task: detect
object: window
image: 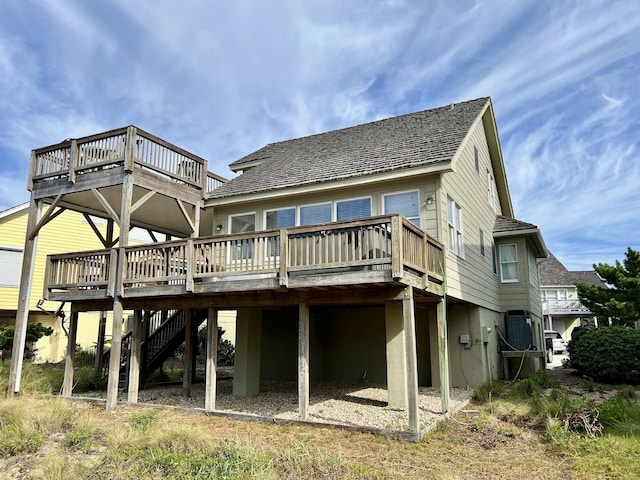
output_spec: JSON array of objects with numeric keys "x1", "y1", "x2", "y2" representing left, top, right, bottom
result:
[
  {"x1": 542, "y1": 289, "x2": 568, "y2": 301},
  {"x1": 384, "y1": 191, "x2": 420, "y2": 227},
  {"x1": 491, "y1": 243, "x2": 497, "y2": 274},
  {"x1": 479, "y1": 229, "x2": 485, "y2": 257},
  {"x1": 229, "y1": 213, "x2": 256, "y2": 259},
  {"x1": 487, "y1": 169, "x2": 497, "y2": 212},
  {"x1": 499, "y1": 244, "x2": 519, "y2": 282},
  {"x1": 265, "y1": 208, "x2": 295, "y2": 229},
  {"x1": 299, "y1": 203, "x2": 332, "y2": 226},
  {"x1": 447, "y1": 196, "x2": 464, "y2": 256},
  {"x1": 0, "y1": 246, "x2": 22, "y2": 287},
  {"x1": 474, "y1": 146, "x2": 479, "y2": 173},
  {"x1": 336, "y1": 197, "x2": 371, "y2": 221},
  {"x1": 230, "y1": 213, "x2": 255, "y2": 233}
]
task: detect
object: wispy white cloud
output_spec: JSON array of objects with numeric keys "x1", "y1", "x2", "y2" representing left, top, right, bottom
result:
[{"x1": 0, "y1": 0, "x2": 638, "y2": 268}]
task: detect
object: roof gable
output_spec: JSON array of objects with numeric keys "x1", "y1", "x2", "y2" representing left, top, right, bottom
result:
[{"x1": 210, "y1": 97, "x2": 490, "y2": 200}]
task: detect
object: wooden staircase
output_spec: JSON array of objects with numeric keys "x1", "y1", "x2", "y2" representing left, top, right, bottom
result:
[{"x1": 103, "y1": 309, "x2": 208, "y2": 390}]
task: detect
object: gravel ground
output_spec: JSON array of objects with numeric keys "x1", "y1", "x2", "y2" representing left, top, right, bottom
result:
[{"x1": 80, "y1": 370, "x2": 472, "y2": 433}]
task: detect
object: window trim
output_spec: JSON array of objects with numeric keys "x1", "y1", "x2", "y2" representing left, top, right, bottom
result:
[
  {"x1": 383, "y1": 189, "x2": 421, "y2": 226},
  {"x1": 499, "y1": 243, "x2": 519, "y2": 283},
  {"x1": 487, "y1": 169, "x2": 497, "y2": 212},
  {"x1": 447, "y1": 196, "x2": 464, "y2": 257}
]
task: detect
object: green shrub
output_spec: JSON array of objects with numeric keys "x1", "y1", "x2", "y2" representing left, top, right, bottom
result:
[{"x1": 568, "y1": 326, "x2": 640, "y2": 385}]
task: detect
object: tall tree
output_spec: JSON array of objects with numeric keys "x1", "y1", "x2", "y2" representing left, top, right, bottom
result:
[{"x1": 576, "y1": 247, "x2": 640, "y2": 327}]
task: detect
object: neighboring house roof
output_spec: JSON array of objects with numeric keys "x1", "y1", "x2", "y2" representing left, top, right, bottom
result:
[
  {"x1": 493, "y1": 215, "x2": 548, "y2": 258},
  {"x1": 210, "y1": 97, "x2": 490, "y2": 200},
  {"x1": 571, "y1": 270, "x2": 606, "y2": 287},
  {"x1": 539, "y1": 252, "x2": 606, "y2": 287},
  {"x1": 0, "y1": 202, "x2": 29, "y2": 219}
]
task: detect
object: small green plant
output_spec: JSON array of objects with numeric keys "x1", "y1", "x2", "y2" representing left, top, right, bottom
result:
[
  {"x1": 129, "y1": 410, "x2": 159, "y2": 431},
  {"x1": 63, "y1": 426, "x2": 94, "y2": 452}
]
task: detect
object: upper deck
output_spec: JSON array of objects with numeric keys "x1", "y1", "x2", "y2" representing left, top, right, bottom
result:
[{"x1": 28, "y1": 126, "x2": 226, "y2": 237}]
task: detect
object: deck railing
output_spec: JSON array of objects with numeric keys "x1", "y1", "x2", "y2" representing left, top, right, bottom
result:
[
  {"x1": 44, "y1": 249, "x2": 117, "y2": 296},
  {"x1": 28, "y1": 126, "x2": 221, "y2": 193},
  {"x1": 542, "y1": 300, "x2": 591, "y2": 316},
  {"x1": 44, "y1": 215, "x2": 445, "y2": 297}
]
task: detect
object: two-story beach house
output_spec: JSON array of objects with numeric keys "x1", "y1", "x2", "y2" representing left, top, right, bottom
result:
[
  {"x1": 7, "y1": 97, "x2": 547, "y2": 438},
  {"x1": 539, "y1": 253, "x2": 604, "y2": 340}
]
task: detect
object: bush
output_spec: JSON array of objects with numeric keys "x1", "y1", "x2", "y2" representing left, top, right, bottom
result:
[{"x1": 568, "y1": 326, "x2": 640, "y2": 385}]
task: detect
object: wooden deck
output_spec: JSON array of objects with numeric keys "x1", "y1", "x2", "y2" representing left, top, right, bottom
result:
[{"x1": 44, "y1": 215, "x2": 444, "y2": 303}]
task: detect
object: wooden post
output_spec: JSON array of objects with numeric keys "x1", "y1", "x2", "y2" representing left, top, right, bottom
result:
[
  {"x1": 205, "y1": 306, "x2": 218, "y2": 411},
  {"x1": 94, "y1": 311, "x2": 107, "y2": 372},
  {"x1": 105, "y1": 174, "x2": 134, "y2": 410},
  {"x1": 62, "y1": 311, "x2": 79, "y2": 397},
  {"x1": 106, "y1": 300, "x2": 124, "y2": 409},
  {"x1": 391, "y1": 215, "x2": 403, "y2": 279},
  {"x1": 437, "y1": 299, "x2": 450, "y2": 414},
  {"x1": 69, "y1": 139, "x2": 78, "y2": 184},
  {"x1": 7, "y1": 196, "x2": 42, "y2": 397},
  {"x1": 279, "y1": 229, "x2": 289, "y2": 287},
  {"x1": 298, "y1": 303, "x2": 310, "y2": 421},
  {"x1": 183, "y1": 309, "x2": 194, "y2": 397},
  {"x1": 402, "y1": 287, "x2": 420, "y2": 435},
  {"x1": 127, "y1": 309, "x2": 143, "y2": 403}
]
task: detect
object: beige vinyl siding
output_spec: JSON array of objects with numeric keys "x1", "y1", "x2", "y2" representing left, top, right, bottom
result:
[
  {"x1": 496, "y1": 237, "x2": 533, "y2": 311},
  {"x1": 439, "y1": 120, "x2": 502, "y2": 310}
]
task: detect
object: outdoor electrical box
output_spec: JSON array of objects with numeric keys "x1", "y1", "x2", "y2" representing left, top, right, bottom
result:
[
  {"x1": 481, "y1": 326, "x2": 491, "y2": 343},
  {"x1": 504, "y1": 310, "x2": 533, "y2": 350},
  {"x1": 459, "y1": 334, "x2": 471, "y2": 345}
]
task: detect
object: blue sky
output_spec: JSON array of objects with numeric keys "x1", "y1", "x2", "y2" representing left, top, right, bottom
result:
[{"x1": 1, "y1": 0, "x2": 638, "y2": 270}]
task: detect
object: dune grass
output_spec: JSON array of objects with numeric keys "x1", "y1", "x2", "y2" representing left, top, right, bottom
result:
[{"x1": 1, "y1": 361, "x2": 639, "y2": 479}]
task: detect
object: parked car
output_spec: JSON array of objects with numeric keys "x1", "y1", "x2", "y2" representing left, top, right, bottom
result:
[{"x1": 545, "y1": 330, "x2": 567, "y2": 354}]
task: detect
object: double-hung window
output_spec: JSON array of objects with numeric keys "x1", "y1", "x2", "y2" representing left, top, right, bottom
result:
[
  {"x1": 447, "y1": 196, "x2": 464, "y2": 257},
  {"x1": 499, "y1": 244, "x2": 519, "y2": 282},
  {"x1": 383, "y1": 191, "x2": 420, "y2": 226}
]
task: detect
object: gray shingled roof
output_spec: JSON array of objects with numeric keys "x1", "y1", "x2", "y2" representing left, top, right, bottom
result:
[
  {"x1": 209, "y1": 97, "x2": 490, "y2": 199},
  {"x1": 539, "y1": 253, "x2": 606, "y2": 287},
  {"x1": 493, "y1": 215, "x2": 538, "y2": 233}
]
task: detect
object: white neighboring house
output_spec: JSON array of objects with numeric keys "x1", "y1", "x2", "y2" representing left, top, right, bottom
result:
[{"x1": 539, "y1": 253, "x2": 606, "y2": 342}]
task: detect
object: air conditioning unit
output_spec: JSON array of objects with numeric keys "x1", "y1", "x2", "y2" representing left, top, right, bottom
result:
[{"x1": 504, "y1": 310, "x2": 533, "y2": 350}]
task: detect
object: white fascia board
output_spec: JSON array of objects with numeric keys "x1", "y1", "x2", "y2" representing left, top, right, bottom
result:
[
  {"x1": 494, "y1": 228, "x2": 548, "y2": 258},
  {"x1": 0, "y1": 202, "x2": 29, "y2": 219},
  {"x1": 206, "y1": 163, "x2": 452, "y2": 208}
]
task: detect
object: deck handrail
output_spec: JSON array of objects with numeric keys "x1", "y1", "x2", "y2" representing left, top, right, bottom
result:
[
  {"x1": 43, "y1": 215, "x2": 445, "y2": 296},
  {"x1": 28, "y1": 126, "x2": 212, "y2": 192}
]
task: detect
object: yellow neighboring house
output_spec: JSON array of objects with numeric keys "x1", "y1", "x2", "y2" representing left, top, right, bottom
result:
[{"x1": 0, "y1": 203, "x2": 115, "y2": 363}]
